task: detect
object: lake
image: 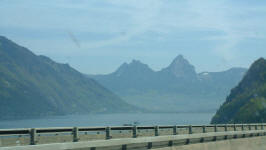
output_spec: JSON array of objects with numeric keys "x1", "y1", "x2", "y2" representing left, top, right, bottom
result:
[{"x1": 0, "y1": 113, "x2": 214, "y2": 129}]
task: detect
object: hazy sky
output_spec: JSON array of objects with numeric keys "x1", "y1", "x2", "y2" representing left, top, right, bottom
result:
[{"x1": 1, "y1": 0, "x2": 266, "y2": 74}]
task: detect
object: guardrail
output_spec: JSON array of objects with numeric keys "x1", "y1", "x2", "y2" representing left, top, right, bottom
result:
[
  {"x1": 0, "y1": 124, "x2": 265, "y2": 147},
  {"x1": 1, "y1": 129, "x2": 266, "y2": 150}
]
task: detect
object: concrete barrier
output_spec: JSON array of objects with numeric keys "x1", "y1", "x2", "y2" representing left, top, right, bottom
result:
[{"x1": 154, "y1": 136, "x2": 266, "y2": 150}]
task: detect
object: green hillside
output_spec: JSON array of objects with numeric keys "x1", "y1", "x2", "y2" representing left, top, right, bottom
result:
[
  {"x1": 0, "y1": 36, "x2": 138, "y2": 119},
  {"x1": 211, "y1": 58, "x2": 266, "y2": 123}
]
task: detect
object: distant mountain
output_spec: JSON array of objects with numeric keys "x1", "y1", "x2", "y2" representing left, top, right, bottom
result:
[
  {"x1": 198, "y1": 67, "x2": 247, "y2": 98},
  {"x1": 0, "y1": 36, "x2": 138, "y2": 119},
  {"x1": 211, "y1": 58, "x2": 266, "y2": 123},
  {"x1": 94, "y1": 60, "x2": 156, "y2": 93},
  {"x1": 113, "y1": 60, "x2": 154, "y2": 77},
  {"x1": 160, "y1": 55, "x2": 197, "y2": 80},
  {"x1": 90, "y1": 55, "x2": 247, "y2": 112}
]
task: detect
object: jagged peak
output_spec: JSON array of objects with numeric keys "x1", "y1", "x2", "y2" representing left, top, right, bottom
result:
[
  {"x1": 170, "y1": 54, "x2": 190, "y2": 66},
  {"x1": 244, "y1": 57, "x2": 266, "y2": 78},
  {"x1": 113, "y1": 60, "x2": 154, "y2": 76},
  {"x1": 165, "y1": 55, "x2": 194, "y2": 70},
  {"x1": 131, "y1": 59, "x2": 140, "y2": 63},
  {"x1": 253, "y1": 57, "x2": 266, "y2": 65},
  {"x1": 129, "y1": 59, "x2": 145, "y2": 65},
  {"x1": 119, "y1": 59, "x2": 149, "y2": 68},
  {"x1": 161, "y1": 55, "x2": 197, "y2": 79},
  {"x1": 173, "y1": 54, "x2": 185, "y2": 61}
]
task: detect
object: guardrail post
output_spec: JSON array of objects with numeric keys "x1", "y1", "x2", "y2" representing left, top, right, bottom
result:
[
  {"x1": 224, "y1": 125, "x2": 228, "y2": 139},
  {"x1": 224, "y1": 134, "x2": 228, "y2": 139},
  {"x1": 200, "y1": 137, "x2": 204, "y2": 143},
  {"x1": 213, "y1": 136, "x2": 217, "y2": 141},
  {"x1": 73, "y1": 127, "x2": 79, "y2": 142},
  {"x1": 186, "y1": 139, "x2": 190, "y2": 144},
  {"x1": 122, "y1": 144, "x2": 127, "y2": 150},
  {"x1": 133, "y1": 126, "x2": 137, "y2": 138},
  {"x1": 214, "y1": 124, "x2": 217, "y2": 132},
  {"x1": 213, "y1": 125, "x2": 217, "y2": 141},
  {"x1": 249, "y1": 124, "x2": 254, "y2": 137},
  {"x1": 233, "y1": 124, "x2": 237, "y2": 139},
  {"x1": 173, "y1": 125, "x2": 177, "y2": 135},
  {"x1": 255, "y1": 124, "x2": 260, "y2": 136},
  {"x1": 202, "y1": 125, "x2": 206, "y2": 133},
  {"x1": 148, "y1": 142, "x2": 152, "y2": 149},
  {"x1": 155, "y1": 126, "x2": 159, "y2": 136},
  {"x1": 106, "y1": 127, "x2": 111, "y2": 140},
  {"x1": 188, "y1": 125, "x2": 192, "y2": 134},
  {"x1": 248, "y1": 124, "x2": 251, "y2": 130},
  {"x1": 261, "y1": 123, "x2": 265, "y2": 136},
  {"x1": 168, "y1": 141, "x2": 173, "y2": 146},
  {"x1": 241, "y1": 124, "x2": 245, "y2": 138},
  {"x1": 224, "y1": 124, "x2": 228, "y2": 132},
  {"x1": 263, "y1": 124, "x2": 266, "y2": 136},
  {"x1": 30, "y1": 128, "x2": 36, "y2": 145}
]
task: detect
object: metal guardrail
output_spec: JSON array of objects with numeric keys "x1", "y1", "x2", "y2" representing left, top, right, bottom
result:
[
  {"x1": 1, "y1": 129, "x2": 266, "y2": 150},
  {"x1": 0, "y1": 124, "x2": 265, "y2": 146}
]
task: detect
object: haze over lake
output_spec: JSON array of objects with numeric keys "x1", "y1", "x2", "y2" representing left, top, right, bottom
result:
[
  {"x1": 0, "y1": 113, "x2": 213, "y2": 129},
  {"x1": 1, "y1": 0, "x2": 265, "y2": 130}
]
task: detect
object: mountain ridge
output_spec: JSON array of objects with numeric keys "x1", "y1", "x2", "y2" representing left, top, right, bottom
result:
[
  {"x1": 90, "y1": 56, "x2": 247, "y2": 112},
  {"x1": 0, "y1": 36, "x2": 139, "y2": 119}
]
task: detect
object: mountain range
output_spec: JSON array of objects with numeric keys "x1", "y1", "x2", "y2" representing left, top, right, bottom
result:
[
  {"x1": 0, "y1": 36, "x2": 138, "y2": 119},
  {"x1": 0, "y1": 35, "x2": 249, "y2": 119},
  {"x1": 211, "y1": 58, "x2": 266, "y2": 123},
  {"x1": 91, "y1": 55, "x2": 247, "y2": 112}
]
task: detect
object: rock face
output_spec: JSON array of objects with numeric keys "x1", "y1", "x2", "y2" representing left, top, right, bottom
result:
[
  {"x1": 114, "y1": 60, "x2": 154, "y2": 77},
  {"x1": 211, "y1": 58, "x2": 266, "y2": 123},
  {"x1": 0, "y1": 36, "x2": 138, "y2": 119},
  {"x1": 91, "y1": 55, "x2": 247, "y2": 112},
  {"x1": 160, "y1": 55, "x2": 197, "y2": 80}
]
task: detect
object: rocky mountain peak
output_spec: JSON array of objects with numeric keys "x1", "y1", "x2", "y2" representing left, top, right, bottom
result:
[
  {"x1": 162, "y1": 55, "x2": 197, "y2": 79},
  {"x1": 113, "y1": 60, "x2": 154, "y2": 77},
  {"x1": 169, "y1": 55, "x2": 191, "y2": 68}
]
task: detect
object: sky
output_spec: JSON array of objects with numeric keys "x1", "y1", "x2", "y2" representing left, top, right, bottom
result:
[{"x1": 0, "y1": 0, "x2": 266, "y2": 74}]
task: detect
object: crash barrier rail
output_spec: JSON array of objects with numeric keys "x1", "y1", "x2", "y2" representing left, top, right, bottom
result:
[{"x1": 0, "y1": 124, "x2": 265, "y2": 147}]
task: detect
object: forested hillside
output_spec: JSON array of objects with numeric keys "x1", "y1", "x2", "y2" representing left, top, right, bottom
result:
[{"x1": 211, "y1": 58, "x2": 266, "y2": 123}]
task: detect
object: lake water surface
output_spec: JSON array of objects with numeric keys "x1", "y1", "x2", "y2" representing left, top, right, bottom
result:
[{"x1": 0, "y1": 113, "x2": 214, "y2": 129}]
